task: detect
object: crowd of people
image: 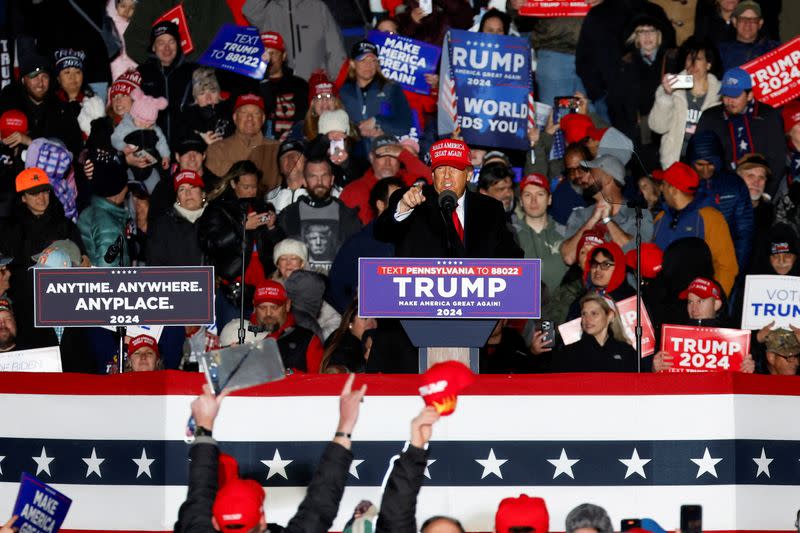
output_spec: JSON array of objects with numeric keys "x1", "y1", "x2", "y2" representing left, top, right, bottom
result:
[{"x1": 0, "y1": 0, "x2": 797, "y2": 377}]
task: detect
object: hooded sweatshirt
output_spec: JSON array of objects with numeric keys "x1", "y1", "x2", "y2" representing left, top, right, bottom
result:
[
  {"x1": 688, "y1": 131, "x2": 754, "y2": 271},
  {"x1": 567, "y1": 241, "x2": 634, "y2": 320}
]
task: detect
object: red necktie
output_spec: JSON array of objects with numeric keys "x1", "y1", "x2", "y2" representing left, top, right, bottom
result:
[{"x1": 451, "y1": 210, "x2": 464, "y2": 243}]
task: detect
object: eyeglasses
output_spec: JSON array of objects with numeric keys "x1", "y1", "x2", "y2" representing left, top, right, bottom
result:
[
  {"x1": 773, "y1": 353, "x2": 800, "y2": 361},
  {"x1": 590, "y1": 260, "x2": 615, "y2": 271}
]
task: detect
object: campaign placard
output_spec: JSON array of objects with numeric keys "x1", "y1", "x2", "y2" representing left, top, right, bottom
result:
[
  {"x1": 661, "y1": 324, "x2": 749, "y2": 373},
  {"x1": 198, "y1": 24, "x2": 267, "y2": 80},
  {"x1": 558, "y1": 317, "x2": 581, "y2": 345},
  {"x1": 741, "y1": 274, "x2": 800, "y2": 330},
  {"x1": 616, "y1": 296, "x2": 656, "y2": 357},
  {"x1": 367, "y1": 30, "x2": 441, "y2": 95},
  {"x1": 358, "y1": 258, "x2": 540, "y2": 319},
  {"x1": 519, "y1": 1, "x2": 591, "y2": 17},
  {"x1": 742, "y1": 36, "x2": 800, "y2": 108},
  {"x1": 0, "y1": 346, "x2": 62, "y2": 373},
  {"x1": 33, "y1": 266, "x2": 214, "y2": 327},
  {"x1": 12, "y1": 473, "x2": 71, "y2": 533},
  {"x1": 448, "y1": 29, "x2": 531, "y2": 150},
  {"x1": 153, "y1": 4, "x2": 194, "y2": 55}
]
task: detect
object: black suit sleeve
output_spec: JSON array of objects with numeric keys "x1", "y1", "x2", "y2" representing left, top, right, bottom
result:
[{"x1": 373, "y1": 187, "x2": 413, "y2": 244}]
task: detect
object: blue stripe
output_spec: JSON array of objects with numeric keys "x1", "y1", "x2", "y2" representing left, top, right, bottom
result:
[{"x1": 1, "y1": 439, "x2": 797, "y2": 486}]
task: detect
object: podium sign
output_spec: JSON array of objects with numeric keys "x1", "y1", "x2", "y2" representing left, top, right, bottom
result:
[
  {"x1": 33, "y1": 267, "x2": 214, "y2": 327},
  {"x1": 358, "y1": 258, "x2": 541, "y2": 319}
]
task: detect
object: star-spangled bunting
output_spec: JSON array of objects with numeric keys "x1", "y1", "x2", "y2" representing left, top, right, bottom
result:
[
  {"x1": 547, "y1": 448, "x2": 579, "y2": 479},
  {"x1": 424, "y1": 459, "x2": 437, "y2": 480},
  {"x1": 82, "y1": 447, "x2": 105, "y2": 478},
  {"x1": 619, "y1": 448, "x2": 651, "y2": 479},
  {"x1": 133, "y1": 448, "x2": 155, "y2": 479},
  {"x1": 261, "y1": 449, "x2": 293, "y2": 480},
  {"x1": 32, "y1": 447, "x2": 54, "y2": 477},
  {"x1": 691, "y1": 447, "x2": 722, "y2": 479},
  {"x1": 475, "y1": 448, "x2": 507, "y2": 479},
  {"x1": 0, "y1": 455, "x2": 4, "y2": 475},
  {"x1": 752, "y1": 447, "x2": 773, "y2": 478},
  {"x1": 349, "y1": 459, "x2": 364, "y2": 479}
]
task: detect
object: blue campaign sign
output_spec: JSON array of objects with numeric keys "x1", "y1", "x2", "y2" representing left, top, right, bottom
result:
[
  {"x1": 367, "y1": 30, "x2": 441, "y2": 95},
  {"x1": 198, "y1": 24, "x2": 267, "y2": 80},
  {"x1": 358, "y1": 258, "x2": 541, "y2": 319},
  {"x1": 449, "y1": 29, "x2": 531, "y2": 150},
  {"x1": 12, "y1": 473, "x2": 72, "y2": 533}
]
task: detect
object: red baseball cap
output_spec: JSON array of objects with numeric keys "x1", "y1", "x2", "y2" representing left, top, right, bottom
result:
[
  {"x1": 520, "y1": 173, "x2": 550, "y2": 193},
  {"x1": 308, "y1": 70, "x2": 336, "y2": 103},
  {"x1": 495, "y1": 495, "x2": 549, "y2": 533},
  {"x1": 260, "y1": 31, "x2": 285, "y2": 52},
  {"x1": 679, "y1": 277, "x2": 722, "y2": 301},
  {"x1": 429, "y1": 139, "x2": 471, "y2": 171},
  {"x1": 0, "y1": 110, "x2": 28, "y2": 138},
  {"x1": 234, "y1": 93, "x2": 265, "y2": 112},
  {"x1": 559, "y1": 114, "x2": 603, "y2": 145},
  {"x1": 212, "y1": 479, "x2": 265, "y2": 532},
  {"x1": 128, "y1": 334, "x2": 160, "y2": 358},
  {"x1": 575, "y1": 229, "x2": 605, "y2": 264},
  {"x1": 625, "y1": 242, "x2": 663, "y2": 279},
  {"x1": 253, "y1": 280, "x2": 288, "y2": 306},
  {"x1": 652, "y1": 162, "x2": 699, "y2": 194},
  {"x1": 782, "y1": 100, "x2": 800, "y2": 134},
  {"x1": 418, "y1": 360, "x2": 475, "y2": 416},
  {"x1": 173, "y1": 170, "x2": 204, "y2": 192}
]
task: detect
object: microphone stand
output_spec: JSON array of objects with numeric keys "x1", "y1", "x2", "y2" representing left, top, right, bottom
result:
[
  {"x1": 237, "y1": 211, "x2": 248, "y2": 346},
  {"x1": 628, "y1": 198, "x2": 644, "y2": 371}
]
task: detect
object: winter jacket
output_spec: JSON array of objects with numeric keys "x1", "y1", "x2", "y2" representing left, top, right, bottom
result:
[
  {"x1": 175, "y1": 438, "x2": 353, "y2": 533},
  {"x1": 529, "y1": 17, "x2": 583, "y2": 54},
  {"x1": 687, "y1": 131, "x2": 754, "y2": 270},
  {"x1": 327, "y1": 221, "x2": 395, "y2": 313},
  {"x1": 3, "y1": 195, "x2": 86, "y2": 265},
  {"x1": 259, "y1": 66, "x2": 310, "y2": 139},
  {"x1": 375, "y1": 444, "x2": 428, "y2": 533},
  {"x1": 339, "y1": 151, "x2": 431, "y2": 225},
  {"x1": 550, "y1": 332, "x2": 637, "y2": 373},
  {"x1": 693, "y1": 4, "x2": 736, "y2": 46},
  {"x1": 277, "y1": 196, "x2": 362, "y2": 259},
  {"x1": 339, "y1": 78, "x2": 414, "y2": 143},
  {"x1": 0, "y1": 84, "x2": 83, "y2": 158},
  {"x1": 111, "y1": 113, "x2": 171, "y2": 160},
  {"x1": 695, "y1": 102, "x2": 785, "y2": 196},
  {"x1": 395, "y1": 0, "x2": 474, "y2": 46},
  {"x1": 205, "y1": 133, "x2": 282, "y2": 192},
  {"x1": 566, "y1": 241, "x2": 635, "y2": 320},
  {"x1": 179, "y1": 100, "x2": 235, "y2": 144},
  {"x1": 653, "y1": 197, "x2": 738, "y2": 295},
  {"x1": 648, "y1": 71, "x2": 721, "y2": 167},
  {"x1": 197, "y1": 191, "x2": 282, "y2": 281},
  {"x1": 515, "y1": 216, "x2": 567, "y2": 297},
  {"x1": 125, "y1": 1, "x2": 234, "y2": 64},
  {"x1": 138, "y1": 54, "x2": 196, "y2": 144},
  {"x1": 146, "y1": 206, "x2": 206, "y2": 266},
  {"x1": 77, "y1": 196, "x2": 130, "y2": 267},
  {"x1": 576, "y1": 0, "x2": 673, "y2": 102},
  {"x1": 243, "y1": 0, "x2": 347, "y2": 79},
  {"x1": 718, "y1": 37, "x2": 780, "y2": 71}
]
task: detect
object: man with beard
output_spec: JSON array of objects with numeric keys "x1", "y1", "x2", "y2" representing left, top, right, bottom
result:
[
  {"x1": 0, "y1": 298, "x2": 18, "y2": 353},
  {"x1": 219, "y1": 280, "x2": 323, "y2": 372},
  {"x1": 0, "y1": 52, "x2": 82, "y2": 157},
  {"x1": 278, "y1": 156, "x2": 361, "y2": 274},
  {"x1": 477, "y1": 160, "x2": 516, "y2": 224},
  {"x1": 560, "y1": 154, "x2": 653, "y2": 264}
]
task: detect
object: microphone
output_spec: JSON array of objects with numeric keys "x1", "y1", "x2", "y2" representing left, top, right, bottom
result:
[{"x1": 438, "y1": 190, "x2": 457, "y2": 213}]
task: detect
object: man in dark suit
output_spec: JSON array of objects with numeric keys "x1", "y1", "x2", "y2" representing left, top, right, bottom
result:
[{"x1": 375, "y1": 139, "x2": 523, "y2": 258}]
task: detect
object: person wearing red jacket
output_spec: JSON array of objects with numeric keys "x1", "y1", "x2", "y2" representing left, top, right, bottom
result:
[{"x1": 339, "y1": 135, "x2": 431, "y2": 224}]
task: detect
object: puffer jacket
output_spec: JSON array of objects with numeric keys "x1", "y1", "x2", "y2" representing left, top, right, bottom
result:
[
  {"x1": 196, "y1": 190, "x2": 283, "y2": 281},
  {"x1": 146, "y1": 206, "x2": 206, "y2": 266},
  {"x1": 528, "y1": 17, "x2": 583, "y2": 53},
  {"x1": 77, "y1": 196, "x2": 130, "y2": 267},
  {"x1": 648, "y1": 70, "x2": 720, "y2": 167},
  {"x1": 339, "y1": 78, "x2": 413, "y2": 142},
  {"x1": 687, "y1": 131, "x2": 754, "y2": 271}
]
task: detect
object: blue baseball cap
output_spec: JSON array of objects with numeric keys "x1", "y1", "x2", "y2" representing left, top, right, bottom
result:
[{"x1": 720, "y1": 67, "x2": 753, "y2": 97}]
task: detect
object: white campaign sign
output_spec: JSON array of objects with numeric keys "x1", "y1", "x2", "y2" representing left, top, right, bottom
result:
[
  {"x1": 741, "y1": 275, "x2": 800, "y2": 330},
  {"x1": 0, "y1": 346, "x2": 62, "y2": 372}
]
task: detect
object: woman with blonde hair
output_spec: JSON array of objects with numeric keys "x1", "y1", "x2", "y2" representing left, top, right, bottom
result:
[{"x1": 550, "y1": 293, "x2": 637, "y2": 373}]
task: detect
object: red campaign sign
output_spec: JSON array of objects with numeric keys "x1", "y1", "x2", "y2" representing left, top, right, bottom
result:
[
  {"x1": 153, "y1": 5, "x2": 194, "y2": 56},
  {"x1": 741, "y1": 36, "x2": 800, "y2": 108},
  {"x1": 616, "y1": 296, "x2": 656, "y2": 357},
  {"x1": 661, "y1": 325, "x2": 750, "y2": 373},
  {"x1": 519, "y1": 1, "x2": 591, "y2": 17}
]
